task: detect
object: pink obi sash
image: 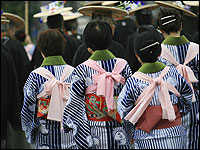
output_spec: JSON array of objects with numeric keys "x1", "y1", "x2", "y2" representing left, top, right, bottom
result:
[
  {"x1": 161, "y1": 42, "x2": 199, "y2": 102},
  {"x1": 124, "y1": 66, "x2": 181, "y2": 130},
  {"x1": 83, "y1": 58, "x2": 127, "y2": 111},
  {"x1": 32, "y1": 65, "x2": 74, "y2": 129}
]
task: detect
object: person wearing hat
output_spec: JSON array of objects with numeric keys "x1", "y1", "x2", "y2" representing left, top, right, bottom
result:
[
  {"x1": 63, "y1": 20, "x2": 132, "y2": 149},
  {"x1": 155, "y1": 1, "x2": 197, "y2": 42},
  {"x1": 62, "y1": 11, "x2": 83, "y2": 41},
  {"x1": 1, "y1": 12, "x2": 31, "y2": 149},
  {"x1": 72, "y1": 5, "x2": 128, "y2": 67},
  {"x1": 102, "y1": 1, "x2": 138, "y2": 50},
  {"x1": 21, "y1": 29, "x2": 76, "y2": 149},
  {"x1": 157, "y1": 7, "x2": 199, "y2": 149},
  {"x1": 126, "y1": 2, "x2": 163, "y2": 74},
  {"x1": 1, "y1": 16, "x2": 22, "y2": 149},
  {"x1": 117, "y1": 25, "x2": 193, "y2": 149},
  {"x1": 182, "y1": 1, "x2": 199, "y2": 44},
  {"x1": 28, "y1": 1, "x2": 82, "y2": 76}
]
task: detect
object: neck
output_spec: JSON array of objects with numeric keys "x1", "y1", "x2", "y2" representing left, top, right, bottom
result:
[{"x1": 163, "y1": 30, "x2": 181, "y2": 38}]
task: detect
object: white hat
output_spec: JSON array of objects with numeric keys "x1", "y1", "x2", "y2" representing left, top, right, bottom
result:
[
  {"x1": 155, "y1": 1, "x2": 197, "y2": 17},
  {"x1": 1, "y1": 12, "x2": 24, "y2": 30},
  {"x1": 62, "y1": 11, "x2": 83, "y2": 21},
  {"x1": 129, "y1": 4, "x2": 160, "y2": 15},
  {"x1": 78, "y1": 6, "x2": 128, "y2": 18},
  {"x1": 183, "y1": 1, "x2": 199, "y2": 6},
  {"x1": 33, "y1": 1, "x2": 72, "y2": 18}
]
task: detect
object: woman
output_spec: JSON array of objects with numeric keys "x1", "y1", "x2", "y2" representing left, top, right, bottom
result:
[
  {"x1": 117, "y1": 25, "x2": 193, "y2": 149},
  {"x1": 63, "y1": 20, "x2": 133, "y2": 149},
  {"x1": 157, "y1": 8, "x2": 199, "y2": 149},
  {"x1": 21, "y1": 29, "x2": 75, "y2": 149}
]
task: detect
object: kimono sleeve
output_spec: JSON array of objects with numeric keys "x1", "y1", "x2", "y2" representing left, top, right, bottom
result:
[
  {"x1": 63, "y1": 65, "x2": 91, "y2": 149},
  {"x1": 20, "y1": 72, "x2": 40, "y2": 144}
]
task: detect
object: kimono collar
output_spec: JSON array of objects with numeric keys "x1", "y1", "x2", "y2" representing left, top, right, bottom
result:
[
  {"x1": 138, "y1": 61, "x2": 166, "y2": 73},
  {"x1": 89, "y1": 49, "x2": 116, "y2": 61},
  {"x1": 162, "y1": 35, "x2": 189, "y2": 45},
  {"x1": 41, "y1": 56, "x2": 66, "y2": 66}
]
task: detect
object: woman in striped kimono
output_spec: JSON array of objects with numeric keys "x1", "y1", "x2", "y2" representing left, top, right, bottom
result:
[
  {"x1": 117, "y1": 25, "x2": 193, "y2": 149},
  {"x1": 63, "y1": 20, "x2": 133, "y2": 149},
  {"x1": 157, "y1": 8, "x2": 199, "y2": 149},
  {"x1": 21, "y1": 29, "x2": 75, "y2": 149}
]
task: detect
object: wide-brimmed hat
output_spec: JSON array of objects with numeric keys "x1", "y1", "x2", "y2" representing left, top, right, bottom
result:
[
  {"x1": 155, "y1": 1, "x2": 197, "y2": 17},
  {"x1": 78, "y1": 6, "x2": 128, "y2": 18},
  {"x1": 1, "y1": 12, "x2": 24, "y2": 30},
  {"x1": 83, "y1": 1, "x2": 103, "y2": 6},
  {"x1": 62, "y1": 11, "x2": 83, "y2": 21},
  {"x1": 33, "y1": 1, "x2": 72, "y2": 18},
  {"x1": 183, "y1": 1, "x2": 199, "y2": 6},
  {"x1": 129, "y1": 4, "x2": 160, "y2": 15}
]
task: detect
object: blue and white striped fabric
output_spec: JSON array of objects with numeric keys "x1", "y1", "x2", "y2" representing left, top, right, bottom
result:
[
  {"x1": 117, "y1": 66, "x2": 193, "y2": 149},
  {"x1": 21, "y1": 65, "x2": 76, "y2": 149},
  {"x1": 158, "y1": 42, "x2": 199, "y2": 149},
  {"x1": 63, "y1": 58, "x2": 133, "y2": 149}
]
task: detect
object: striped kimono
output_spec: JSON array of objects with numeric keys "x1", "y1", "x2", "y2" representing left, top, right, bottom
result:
[
  {"x1": 158, "y1": 36, "x2": 199, "y2": 149},
  {"x1": 21, "y1": 56, "x2": 76, "y2": 149},
  {"x1": 117, "y1": 62, "x2": 193, "y2": 149},
  {"x1": 63, "y1": 50, "x2": 133, "y2": 149}
]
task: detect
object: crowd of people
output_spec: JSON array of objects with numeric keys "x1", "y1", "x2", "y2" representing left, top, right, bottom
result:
[{"x1": 1, "y1": 1, "x2": 199, "y2": 149}]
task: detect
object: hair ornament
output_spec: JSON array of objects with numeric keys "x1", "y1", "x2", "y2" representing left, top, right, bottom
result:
[
  {"x1": 140, "y1": 42, "x2": 159, "y2": 51},
  {"x1": 160, "y1": 15, "x2": 175, "y2": 20}
]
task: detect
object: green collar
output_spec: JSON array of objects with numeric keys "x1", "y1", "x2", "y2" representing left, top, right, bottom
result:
[
  {"x1": 138, "y1": 61, "x2": 166, "y2": 73},
  {"x1": 162, "y1": 35, "x2": 189, "y2": 45},
  {"x1": 89, "y1": 49, "x2": 116, "y2": 61},
  {"x1": 41, "y1": 56, "x2": 66, "y2": 66}
]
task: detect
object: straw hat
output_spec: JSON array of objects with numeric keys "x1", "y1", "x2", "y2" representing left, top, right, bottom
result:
[
  {"x1": 33, "y1": 1, "x2": 72, "y2": 18},
  {"x1": 78, "y1": 6, "x2": 128, "y2": 18},
  {"x1": 1, "y1": 12, "x2": 24, "y2": 30},
  {"x1": 155, "y1": 1, "x2": 197, "y2": 17},
  {"x1": 101, "y1": 1, "x2": 120, "y2": 6},
  {"x1": 183, "y1": 1, "x2": 199, "y2": 6},
  {"x1": 83, "y1": 1, "x2": 103, "y2": 6},
  {"x1": 62, "y1": 11, "x2": 83, "y2": 21},
  {"x1": 129, "y1": 4, "x2": 160, "y2": 15}
]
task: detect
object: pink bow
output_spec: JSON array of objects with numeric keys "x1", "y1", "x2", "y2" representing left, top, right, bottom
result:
[
  {"x1": 161, "y1": 43, "x2": 198, "y2": 102},
  {"x1": 124, "y1": 66, "x2": 181, "y2": 125},
  {"x1": 83, "y1": 59, "x2": 127, "y2": 111},
  {"x1": 33, "y1": 65, "x2": 74, "y2": 129}
]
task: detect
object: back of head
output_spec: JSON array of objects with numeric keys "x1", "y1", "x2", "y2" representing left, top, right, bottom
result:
[
  {"x1": 46, "y1": 14, "x2": 63, "y2": 29},
  {"x1": 83, "y1": 20, "x2": 113, "y2": 51},
  {"x1": 157, "y1": 8, "x2": 182, "y2": 34},
  {"x1": 37, "y1": 29, "x2": 66, "y2": 57},
  {"x1": 15, "y1": 29, "x2": 26, "y2": 42},
  {"x1": 64, "y1": 19, "x2": 78, "y2": 31},
  {"x1": 134, "y1": 25, "x2": 162, "y2": 63},
  {"x1": 135, "y1": 9, "x2": 153, "y2": 25}
]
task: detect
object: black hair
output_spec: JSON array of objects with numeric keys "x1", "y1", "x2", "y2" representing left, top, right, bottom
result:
[
  {"x1": 134, "y1": 25, "x2": 162, "y2": 63},
  {"x1": 15, "y1": 29, "x2": 26, "y2": 42},
  {"x1": 64, "y1": 19, "x2": 78, "y2": 31},
  {"x1": 83, "y1": 20, "x2": 113, "y2": 51},
  {"x1": 37, "y1": 29, "x2": 66, "y2": 57},
  {"x1": 46, "y1": 14, "x2": 63, "y2": 29},
  {"x1": 135, "y1": 9, "x2": 153, "y2": 25},
  {"x1": 157, "y1": 8, "x2": 183, "y2": 34}
]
